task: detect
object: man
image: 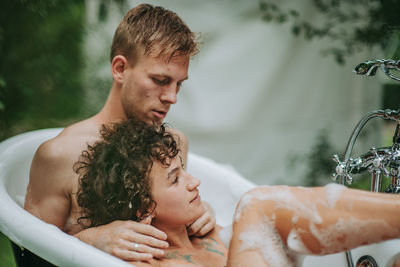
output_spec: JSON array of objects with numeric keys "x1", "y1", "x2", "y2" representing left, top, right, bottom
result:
[{"x1": 24, "y1": 4, "x2": 216, "y2": 262}]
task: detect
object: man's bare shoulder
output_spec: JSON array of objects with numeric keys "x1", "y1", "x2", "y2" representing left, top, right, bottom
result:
[
  {"x1": 166, "y1": 126, "x2": 187, "y2": 142},
  {"x1": 40, "y1": 119, "x2": 100, "y2": 157},
  {"x1": 31, "y1": 118, "x2": 102, "y2": 179},
  {"x1": 59, "y1": 118, "x2": 101, "y2": 141}
]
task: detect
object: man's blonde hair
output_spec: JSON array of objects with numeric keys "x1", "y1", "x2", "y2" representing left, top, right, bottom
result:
[{"x1": 110, "y1": 4, "x2": 199, "y2": 63}]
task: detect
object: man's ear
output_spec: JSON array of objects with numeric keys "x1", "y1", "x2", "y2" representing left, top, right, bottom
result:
[{"x1": 111, "y1": 55, "x2": 129, "y2": 83}]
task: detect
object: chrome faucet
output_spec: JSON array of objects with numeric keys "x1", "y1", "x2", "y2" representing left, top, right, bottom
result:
[
  {"x1": 330, "y1": 59, "x2": 400, "y2": 267},
  {"x1": 331, "y1": 109, "x2": 400, "y2": 193}
]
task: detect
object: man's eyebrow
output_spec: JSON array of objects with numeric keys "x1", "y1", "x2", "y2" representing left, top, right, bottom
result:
[
  {"x1": 151, "y1": 74, "x2": 188, "y2": 81},
  {"x1": 167, "y1": 166, "x2": 180, "y2": 179},
  {"x1": 151, "y1": 73, "x2": 169, "y2": 78}
]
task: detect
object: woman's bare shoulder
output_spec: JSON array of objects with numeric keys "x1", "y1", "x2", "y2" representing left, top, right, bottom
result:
[
  {"x1": 207, "y1": 224, "x2": 225, "y2": 239},
  {"x1": 194, "y1": 224, "x2": 228, "y2": 250}
]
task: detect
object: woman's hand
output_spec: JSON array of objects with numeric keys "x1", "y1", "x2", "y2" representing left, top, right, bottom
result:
[{"x1": 186, "y1": 201, "x2": 216, "y2": 236}]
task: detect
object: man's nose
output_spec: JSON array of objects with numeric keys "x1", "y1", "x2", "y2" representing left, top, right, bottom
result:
[{"x1": 160, "y1": 85, "x2": 177, "y2": 104}]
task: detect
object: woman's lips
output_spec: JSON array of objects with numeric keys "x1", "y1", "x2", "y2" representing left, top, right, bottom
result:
[{"x1": 190, "y1": 194, "x2": 200, "y2": 203}]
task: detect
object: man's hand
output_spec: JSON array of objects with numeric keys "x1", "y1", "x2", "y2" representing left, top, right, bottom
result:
[
  {"x1": 186, "y1": 201, "x2": 216, "y2": 236},
  {"x1": 74, "y1": 220, "x2": 168, "y2": 261}
]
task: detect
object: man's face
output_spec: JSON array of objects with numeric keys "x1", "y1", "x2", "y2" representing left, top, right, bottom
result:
[
  {"x1": 149, "y1": 156, "x2": 205, "y2": 226},
  {"x1": 120, "y1": 53, "x2": 189, "y2": 124}
]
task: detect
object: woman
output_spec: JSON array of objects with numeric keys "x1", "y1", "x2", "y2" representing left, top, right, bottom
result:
[{"x1": 74, "y1": 119, "x2": 400, "y2": 267}]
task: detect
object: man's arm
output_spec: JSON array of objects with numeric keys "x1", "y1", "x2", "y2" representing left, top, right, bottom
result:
[
  {"x1": 25, "y1": 141, "x2": 73, "y2": 229},
  {"x1": 74, "y1": 220, "x2": 168, "y2": 261},
  {"x1": 25, "y1": 139, "x2": 168, "y2": 261}
]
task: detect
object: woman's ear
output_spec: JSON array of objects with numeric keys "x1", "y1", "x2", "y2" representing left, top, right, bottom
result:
[{"x1": 111, "y1": 55, "x2": 129, "y2": 84}]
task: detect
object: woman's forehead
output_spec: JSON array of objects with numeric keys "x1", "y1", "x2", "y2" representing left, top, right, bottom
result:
[{"x1": 150, "y1": 156, "x2": 181, "y2": 178}]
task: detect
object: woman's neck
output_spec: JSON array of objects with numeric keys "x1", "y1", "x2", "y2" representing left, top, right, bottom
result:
[{"x1": 152, "y1": 221, "x2": 193, "y2": 249}]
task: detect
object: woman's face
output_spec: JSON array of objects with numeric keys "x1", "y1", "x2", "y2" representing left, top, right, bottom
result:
[{"x1": 149, "y1": 156, "x2": 205, "y2": 226}]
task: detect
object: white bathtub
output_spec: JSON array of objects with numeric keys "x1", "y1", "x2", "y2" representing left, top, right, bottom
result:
[{"x1": 0, "y1": 129, "x2": 398, "y2": 266}]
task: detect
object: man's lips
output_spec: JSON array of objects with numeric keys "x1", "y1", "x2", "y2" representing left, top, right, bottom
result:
[{"x1": 152, "y1": 110, "x2": 167, "y2": 119}]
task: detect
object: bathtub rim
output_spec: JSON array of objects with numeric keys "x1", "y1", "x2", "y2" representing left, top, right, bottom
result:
[{"x1": 0, "y1": 128, "x2": 134, "y2": 267}]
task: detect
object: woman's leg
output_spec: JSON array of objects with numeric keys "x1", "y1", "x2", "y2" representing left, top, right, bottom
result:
[{"x1": 227, "y1": 184, "x2": 400, "y2": 267}]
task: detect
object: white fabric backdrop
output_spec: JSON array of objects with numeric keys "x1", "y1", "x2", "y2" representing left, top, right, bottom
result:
[{"x1": 85, "y1": 0, "x2": 383, "y2": 185}]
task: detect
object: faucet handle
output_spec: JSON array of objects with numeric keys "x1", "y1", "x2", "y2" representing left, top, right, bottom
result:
[
  {"x1": 370, "y1": 147, "x2": 378, "y2": 157},
  {"x1": 368, "y1": 147, "x2": 390, "y2": 177},
  {"x1": 331, "y1": 154, "x2": 353, "y2": 184}
]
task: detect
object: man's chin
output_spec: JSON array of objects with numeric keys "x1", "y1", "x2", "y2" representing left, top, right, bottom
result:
[
  {"x1": 150, "y1": 118, "x2": 163, "y2": 125},
  {"x1": 127, "y1": 114, "x2": 163, "y2": 125},
  {"x1": 146, "y1": 112, "x2": 165, "y2": 125}
]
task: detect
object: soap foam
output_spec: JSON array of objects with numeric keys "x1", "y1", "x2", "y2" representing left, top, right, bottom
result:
[
  {"x1": 287, "y1": 229, "x2": 311, "y2": 255},
  {"x1": 234, "y1": 186, "x2": 323, "y2": 224},
  {"x1": 238, "y1": 215, "x2": 298, "y2": 267},
  {"x1": 324, "y1": 183, "x2": 346, "y2": 209},
  {"x1": 309, "y1": 217, "x2": 397, "y2": 254}
]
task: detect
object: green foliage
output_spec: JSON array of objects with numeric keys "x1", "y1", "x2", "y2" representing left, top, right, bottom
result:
[
  {"x1": 0, "y1": 233, "x2": 16, "y2": 267},
  {"x1": 259, "y1": 0, "x2": 400, "y2": 64},
  {"x1": 288, "y1": 129, "x2": 340, "y2": 186},
  {"x1": 0, "y1": 0, "x2": 86, "y2": 140},
  {"x1": 382, "y1": 84, "x2": 400, "y2": 110}
]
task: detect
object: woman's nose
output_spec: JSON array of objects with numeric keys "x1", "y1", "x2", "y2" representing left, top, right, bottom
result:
[{"x1": 187, "y1": 174, "x2": 200, "y2": 191}]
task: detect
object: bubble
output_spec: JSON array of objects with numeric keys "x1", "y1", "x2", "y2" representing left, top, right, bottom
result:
[
  {"x1": 287, "y1": 229, "x2": 311, "y2": 254},
  {"x1": 238, "y1": 215, "x2": 297, "y2": 267},
  {"x1": 324, "y1": 183, "x2": 346, "y2": 209}
]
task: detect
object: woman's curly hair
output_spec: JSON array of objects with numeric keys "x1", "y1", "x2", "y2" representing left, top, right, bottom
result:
[{"x1": 74, "y1": 118, "x2": 179, "y2": 228}]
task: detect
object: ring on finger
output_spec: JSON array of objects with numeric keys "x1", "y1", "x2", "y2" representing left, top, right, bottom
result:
[{"x1": 133, "y1": 242, "x2": 140, "y2": 251}]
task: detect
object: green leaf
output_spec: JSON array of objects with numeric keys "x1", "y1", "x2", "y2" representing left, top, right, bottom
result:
[{"x1": 0, "y1": 78, "x2": 6, "y2": 88}]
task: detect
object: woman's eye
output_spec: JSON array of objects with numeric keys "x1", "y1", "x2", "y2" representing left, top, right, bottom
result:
[{"x1": 172, "y1": 176, "x2": 179, "y2": 184}]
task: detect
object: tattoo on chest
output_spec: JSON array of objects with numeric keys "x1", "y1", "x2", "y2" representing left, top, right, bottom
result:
[
  {"x1": 199, "y1": 237, "x2": 225, "y2": 256},
  {"x1": 165, "y1": 237, "x2": 225, "y2": 264},
  {"x1": 165, "y1": 251, "x2": 195, "y2": 263}
]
